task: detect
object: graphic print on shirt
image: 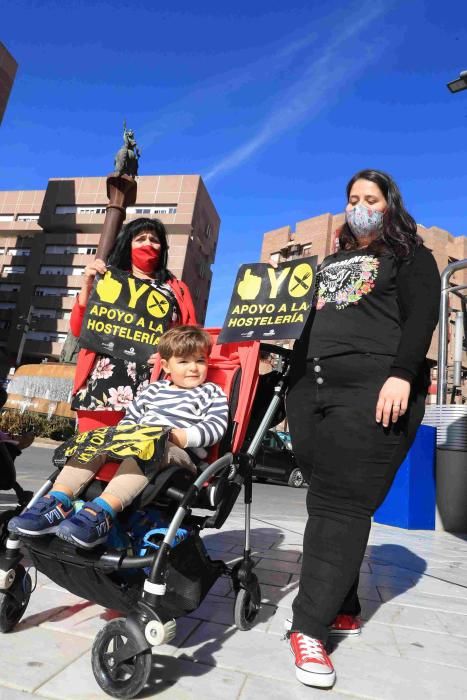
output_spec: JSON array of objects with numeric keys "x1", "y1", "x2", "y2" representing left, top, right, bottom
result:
[{"x1": 316, "y1": 255, "x2": 380, "y2": 310}]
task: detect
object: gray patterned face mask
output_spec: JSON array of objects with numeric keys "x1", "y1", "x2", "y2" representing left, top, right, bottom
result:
[{"x1": 345, "y1": 203, "x2": 384, "y2": 239}]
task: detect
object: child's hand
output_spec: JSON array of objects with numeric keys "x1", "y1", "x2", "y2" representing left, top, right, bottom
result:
[{"x1": 169, "y1": 428, "x2": 187, "y2": 448}]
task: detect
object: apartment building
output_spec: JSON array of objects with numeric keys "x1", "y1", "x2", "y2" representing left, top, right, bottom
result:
[
  {"x1": 0, "y1": 42, "x2": 17, "y2": 125},
  {"x1": 0, "y1": 175, "x2": 220, "y2": 367}
]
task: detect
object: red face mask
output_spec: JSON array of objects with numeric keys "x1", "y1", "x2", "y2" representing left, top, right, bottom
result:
[{"x1": 131, "y1": 245, "x2": 161, "y2": 274}]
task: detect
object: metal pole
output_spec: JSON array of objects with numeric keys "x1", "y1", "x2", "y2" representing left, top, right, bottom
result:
[
  {"x1": 453, "y1": 311, "x2": 464, "y2": 388},
  {"x1": 437, "y1": 259, "x2": 467, "y2": 404},
  {"x1": 15, "y1": 305, "x2": 34, "y2": 367}
]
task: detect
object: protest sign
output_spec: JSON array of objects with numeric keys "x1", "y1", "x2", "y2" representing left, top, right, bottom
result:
[
  {"x1": 79, "y1": 267, "x2": 173, "y2": 362},
  {"x1": 53, "y1": 424, "x2": 169, "y2": 471},
  {"x1": 218, "y1": 256, "x2": 317, "y2": 343}
]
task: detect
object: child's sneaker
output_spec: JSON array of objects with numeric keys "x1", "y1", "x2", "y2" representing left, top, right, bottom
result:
[
  {"x1": 329, "y1": 614, "x2": 361, "y2": 636},
  {"x1": 56, "y1": 502, "x2": 113, "y2": 549},
  {"x1": 8, "y1": 494, "x2": 73, "y2": 536},
  {"x1": 289, "y1": 631, "x2": 336, "y2": 688}
]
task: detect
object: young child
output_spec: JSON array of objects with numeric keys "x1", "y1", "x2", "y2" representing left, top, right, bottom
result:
[{"x1": 9, "y1": 326, "x2": 229, "y2": 549}]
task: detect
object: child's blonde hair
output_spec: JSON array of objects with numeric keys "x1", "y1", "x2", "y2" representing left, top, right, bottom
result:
[{"x1": 157, "y1": 325, "x2": 212, "y2": 360}]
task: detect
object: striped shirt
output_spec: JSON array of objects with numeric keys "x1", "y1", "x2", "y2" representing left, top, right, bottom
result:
[{"x1": 120, "y1": 380, "x2": 229, "y2": 448}]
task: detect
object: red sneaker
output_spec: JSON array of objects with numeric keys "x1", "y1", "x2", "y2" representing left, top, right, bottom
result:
[
  {"x1": 329, "y1": 614, "x2": 361, "y2": 636},
  {"x1": 289, "y1": 632, "x2": 336, "y2": 688}
]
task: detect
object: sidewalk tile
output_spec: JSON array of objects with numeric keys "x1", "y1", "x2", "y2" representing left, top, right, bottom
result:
[
  {"x1": 0, "y1": 627, "x2": 90, "y2": 692},
  {"x1": 331, "y1": 621, "x2": 400, "y2": 659},
  {"x1": 187, "y1": 592, "x2": 277, "y2": 632},
  {"x1": 255, "y1": 558, "x2": 302, "y2": 575},
  {"x1": 255, "y1": 568, "x2": 290, "y2": 586},
  {"x1": 177, "y1": 621, "x2": 294, "y2": 681},
  {"x1": 378, "y1": 586, "x2": 467, "y2": 614},
  {"x1": 37, "y1": 651, "x2": 246, "y2": 700},
  {"x1": 362, "y1": 599, "x2": 467, "y2": 637},
  {"x1": 239, "y1": 674, "x2": 360, "y2": 699},
  {"x1": 392, "y1": 625, "x2": 467, "y2": 670},
  {"x1": 331, "y1": 645, "x2": 467, "y2": 699},
  {"x1": 231, "y1": 545, "x2": 302, "y2": 563},
  {"x1": 259, "y1": 582, "x2": 298, "y2": 608},
  {"x1": 0, "y1": 690, "x2": 32, "y2": 700}
]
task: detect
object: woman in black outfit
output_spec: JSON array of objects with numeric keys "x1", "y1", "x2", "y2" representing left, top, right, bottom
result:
[{"x1": 286, "y1": 170, "x2": 441, "y2": 689}]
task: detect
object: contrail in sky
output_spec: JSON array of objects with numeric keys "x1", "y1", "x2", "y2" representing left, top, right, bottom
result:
[{"x1": 205, "y1": 1, "x2": 388, "y2": 182}]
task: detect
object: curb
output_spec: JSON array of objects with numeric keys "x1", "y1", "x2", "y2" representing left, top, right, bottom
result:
[{"x1": 31, "y1": 438, "x2": 61, "y2": 449}]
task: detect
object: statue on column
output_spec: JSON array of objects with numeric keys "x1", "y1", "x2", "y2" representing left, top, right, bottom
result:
[
  {"x1": 60, "y1": 123, "x2": 138, "y2": 364},
  {"x1": 113, "y1": 121, "x2": 141, "y2": 178}
]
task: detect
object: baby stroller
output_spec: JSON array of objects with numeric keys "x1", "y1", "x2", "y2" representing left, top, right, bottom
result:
[
  {"x1": 0, "y1": 330, "x2": 290, "y2": 698},
  {"x1": 0, "y1": 432, "x2": 34, "y2": 553}
]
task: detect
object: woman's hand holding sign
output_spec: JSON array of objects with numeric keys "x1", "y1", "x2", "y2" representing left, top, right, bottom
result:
[{"x1": 79, "y1": 259, "x2": 107, "y2": 306}]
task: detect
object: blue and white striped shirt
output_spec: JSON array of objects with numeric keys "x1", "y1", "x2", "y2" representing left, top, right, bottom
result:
[{"x1": 120, "y1": 380, "x2": 229, "y2": 448}]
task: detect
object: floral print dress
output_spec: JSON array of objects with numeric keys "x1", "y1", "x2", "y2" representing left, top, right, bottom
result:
[{"x1": 71, "y1": 282, "x2": 179, "y2": 413}]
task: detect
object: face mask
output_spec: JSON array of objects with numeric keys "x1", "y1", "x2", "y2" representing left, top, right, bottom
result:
[
  {"x1": 345, "y1": 203, "x2": 384, "y2": 239},
  {"x1": 131, "y1": 245, "x2": 161, "y2": 274}
]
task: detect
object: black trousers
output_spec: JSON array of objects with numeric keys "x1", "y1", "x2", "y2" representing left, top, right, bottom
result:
[{"x1": 286, "y1": 352, "x2": 426, "y2": 643}]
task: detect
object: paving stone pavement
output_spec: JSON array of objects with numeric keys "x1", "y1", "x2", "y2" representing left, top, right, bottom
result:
[{"x1": 1, "y1": 515, "x2": 466, "y2": 699}]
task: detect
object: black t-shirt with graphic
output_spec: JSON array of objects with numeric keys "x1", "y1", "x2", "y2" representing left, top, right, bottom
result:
[{"x1": 304, "y1": 245, "x2": 440, "y2": 384}]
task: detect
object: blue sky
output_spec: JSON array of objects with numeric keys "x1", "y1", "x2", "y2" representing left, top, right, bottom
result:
[{"x1": 1, "y1": 0, "x2": 466, "y2": 325}]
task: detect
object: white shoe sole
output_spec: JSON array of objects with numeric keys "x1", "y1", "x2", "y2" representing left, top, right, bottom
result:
[
  {"x1": 285, "y1": 617, "x2": 362, "y2": 637},
  {"x1": 10, "y1": 524, "x2": 60, "y2": 536},
  {"x1": 296, "y1": 665, "x2": 336, "y2": 688},
  {"x1": 56, "y1": 529, "x2": 107, "y2": 549},
  {"x1": 328, "y1": 627, "x2": 361, "y2": 637}
]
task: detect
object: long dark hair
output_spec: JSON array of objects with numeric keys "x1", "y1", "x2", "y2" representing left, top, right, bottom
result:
[
  {"x1": 107, "y1": 217, "x2": 172, "y2": 283},
  {"x1": 338, "y1": 169, "x2": 423, "y2": 259}
]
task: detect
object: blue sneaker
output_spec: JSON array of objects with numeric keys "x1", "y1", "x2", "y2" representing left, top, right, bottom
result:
[
  {"x1": 8, "y1": 494, "x2": 73, "y2": 536},
  {"x1": 56, "y1": 502, "x2": 113, "y2": 549}
]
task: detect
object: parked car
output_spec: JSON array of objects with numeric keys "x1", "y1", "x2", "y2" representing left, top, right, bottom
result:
[
  {"x1": 254, "y1": 430, "x2": 305, "y2": 488},
  {"x1": 275, "y1": 430, "x2": 292, "y2": 450}
]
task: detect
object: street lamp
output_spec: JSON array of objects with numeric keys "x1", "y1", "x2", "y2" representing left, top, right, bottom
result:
[{"x1": 447, "y1": 70, "x2": 467, "y2": 94}]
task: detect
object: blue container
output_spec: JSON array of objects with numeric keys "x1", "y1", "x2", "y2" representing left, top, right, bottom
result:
[{"x1": 373, "y1": 425, "x2": 436, "y2": 530}]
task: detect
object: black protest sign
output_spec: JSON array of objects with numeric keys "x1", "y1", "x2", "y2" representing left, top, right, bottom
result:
[
  {"x1": 79, "y1": 267, "x2": 173, "y2": 363},
  {"x1": 218, "y1": 256, "x2": 317, "y2": 343},
  {"x1": 53, "y1": 424, "x2": 169, "y2": 471}
]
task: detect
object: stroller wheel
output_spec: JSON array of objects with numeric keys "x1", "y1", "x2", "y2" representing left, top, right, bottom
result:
[
  {"x1": 92, "y1": 618, "x2": 152, "y2": 699},
  {"x1": 0, "y1": 564, "x2": 32, "y2": 633},
  {"x1": 234, "y1": 577, "x2": 261, "y2": 631}
]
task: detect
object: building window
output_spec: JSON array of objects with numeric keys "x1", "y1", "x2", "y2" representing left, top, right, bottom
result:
[
  {"x1": 0, "y1": 248, "x2": 5, "y2": 255},
  {"x1": 26, "y1": 330, "x2": 68, "y2": 342},
  {"x1": 3, "y1": 265, "x2": 26, "y2": 275},
  {"x1": 302, "y1": 244, "x2": 311, "y2": 256},
  {"x1": 45, "y1": 245, "x2": 97, "y2": 255},
  {"x1": 7, "y1": 247, "x2": 31, "y2": 256},
  {"x1": 17, "y1": 214, "x2": 39, "y2": 222},
  {"x1": 35, "y1": 286, "x2": 80, "y2": 297},
  {"x1": 55, "y1": 206, "x2": 106, "y2": 215},
  {"x1": 32, "y1": 308, "x2": 71, "y2": 320},
  {"x1": 127, "y1": 205, "x2": 177, "y2": 215},
  {"x1": 0, "y1": 284, "x2": 20, "y2": 293},
  {"x1": 40, "y1": 265, "x2": 85, "y2": 276},
  {"x1": 0, "y1": 302, "x2": 15, "y2": 309},
  {"x1": 0, "y1": 215, "x2": 14, "y2": 222},
  {"x1": 0, "y1": 320, "x2": 10, "y2": 330}
]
